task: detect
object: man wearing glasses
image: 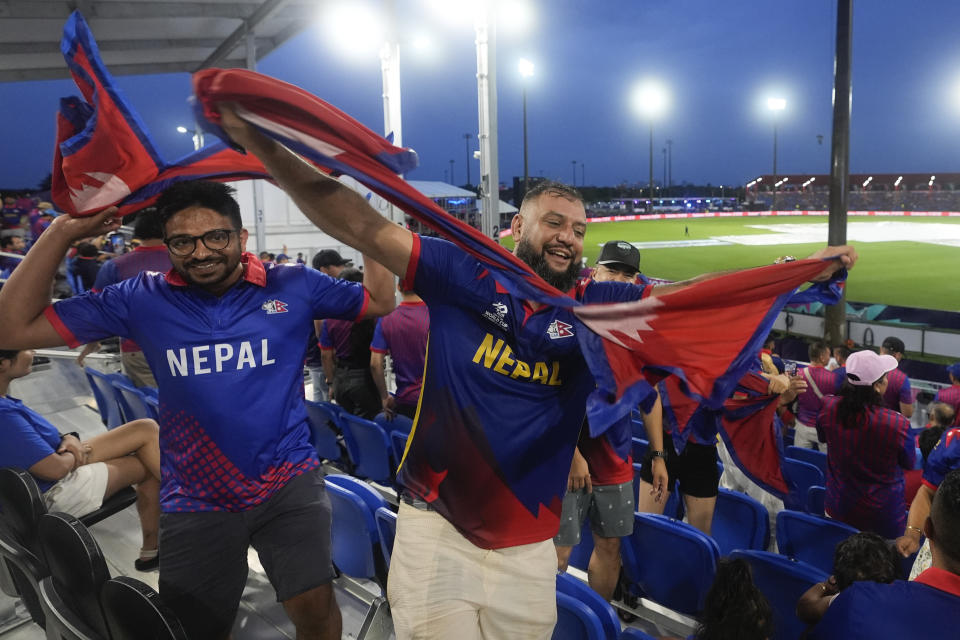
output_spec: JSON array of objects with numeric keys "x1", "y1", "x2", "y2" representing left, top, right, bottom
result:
[{"x1": 0, "y1": 180, "x2": 396, "y2": 640}]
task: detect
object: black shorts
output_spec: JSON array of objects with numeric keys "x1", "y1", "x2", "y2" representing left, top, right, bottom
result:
[
  {"x1": 639, "y1": 430, "x2": 719, "y2": 499},
  {"x1": 158, "y1": 468, "x2": 334, "y2": 639}
]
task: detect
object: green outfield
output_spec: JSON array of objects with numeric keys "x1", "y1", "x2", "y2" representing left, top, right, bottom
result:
[{"x1": 500, "y1": 215, "x2": 960, "y2": 312}]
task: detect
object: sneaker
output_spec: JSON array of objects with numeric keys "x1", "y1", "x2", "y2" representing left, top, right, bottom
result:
[{"x1": 134, "y1": 553, "x2": 159, "y2": 571}]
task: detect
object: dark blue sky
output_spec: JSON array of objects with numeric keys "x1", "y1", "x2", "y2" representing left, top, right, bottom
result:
[{"x1": 3, "y1": 1, "x2": 960, "y2": 190}]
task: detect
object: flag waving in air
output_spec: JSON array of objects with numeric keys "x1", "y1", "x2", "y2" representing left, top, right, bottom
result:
[{"x1": 54, "y1": 10, "x2": 847, "y2": 434}]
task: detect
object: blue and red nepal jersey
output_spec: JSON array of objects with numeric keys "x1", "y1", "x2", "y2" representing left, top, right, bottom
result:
[
  {"x1": 883, "y1": 367, "x2": 913, "y2": 411},
  {"x1": 396, "y1": 235, "x2": 650, "y2": 549},
  {"x1": 1, "y1": 206, "x2": 25, "y2": 229},
  {"x1": 370, "y1": 301, "x2": 429, "y2": 407},
  {"x1": 922, "y1": 427, "x2": 960, "y2": 491},
  {"x1": 795, "y1": 365, "x2": 843, "y2": 425},
  {"x1": 44, "y1": 253, "x2": 368, "y2": 513}
]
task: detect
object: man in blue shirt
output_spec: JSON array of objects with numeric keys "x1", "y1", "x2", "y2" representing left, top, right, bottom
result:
[
  {"x1": 206, "y1": 106, "x2": 858, "y2": 640},
  {"x1": 0, "y1": 180, "x2": 395, "y2": 640},
  {"x1": 812, "y1": 468, "x2": 960, "y2": 639}
]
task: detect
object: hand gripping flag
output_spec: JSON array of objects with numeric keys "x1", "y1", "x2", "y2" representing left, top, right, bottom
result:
[{"x1": 55, "y1": 11, "x2": 845, "y2": 438}]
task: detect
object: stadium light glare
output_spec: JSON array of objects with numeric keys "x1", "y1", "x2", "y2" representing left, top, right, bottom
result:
[
  {"x1": 176, "y1": 126, "x2": 188, "y2": 134},
  {"x1": 895, "y1": 176, "x2": 903, "y2": 186},
  {"x1": 324, "y1": 2, "x2": 385, "y2": 58},
  {"x1": 499, "y1": 0, "x2": 534, "y2": 34},
  {"x1": 518, "y1": 58, "x2": 535, "y2": 78},
  {"x1": 862, "y1": 176, "x2": 873, "y2": 188},
  {"x1": 633, "y1": 81, "x2": 669, "y2": 118},
  {"x1": 767, "y1": 97, "x2": 787, "y2": 111}
]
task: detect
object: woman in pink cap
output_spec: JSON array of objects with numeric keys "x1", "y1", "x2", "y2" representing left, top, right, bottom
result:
[{"x1": 816, "y1": 350, "x2": 917, "y2": 538}]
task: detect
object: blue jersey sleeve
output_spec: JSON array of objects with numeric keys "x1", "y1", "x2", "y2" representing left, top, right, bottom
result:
[
  {"x1": 301, "y1": 266, "x2": 367, "y2": 321},
  {"x1": 318, "y1": 320, "x2": 332, "y2": 349},
  {"x1": 46, "y1": 277, "x2": 137, "y2": 348},
  {"x1": 410, "y1": 236, "x2": 487, "y2": 306},
  {"x1": 0, "y1": 404, "x2": 60, "y2": 474},
  {"x1": 899, "y1": 376, "x2": 913, "y2": 405},
  {"x1": 92, "y1": 259, "x2": 118, "y2": 291},
  {"x1": 370, "y1": 318, "x2": 387, "y2": 353},
  {"x1": 579, "y1": 279, "x2": 651, "y2": 304},
  {"x1": 923, "y1": 428, "x2": 960, "y2": 489}
]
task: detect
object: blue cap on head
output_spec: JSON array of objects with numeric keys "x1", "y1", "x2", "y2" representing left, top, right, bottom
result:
[{"x1": 947, "y1": 363, "x2": 960, "y2": 379}]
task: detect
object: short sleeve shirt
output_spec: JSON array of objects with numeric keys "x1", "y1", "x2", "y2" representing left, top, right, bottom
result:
[
  {"x1": 922, "y1": 427, "x2": 960, "y2": 490},
  {"x1": 0, "y1": 396, "x2": 62, "y2": 492},
  {"x1": 883, "y1": 367, "x2": 913, "y2": 412},
  {"x1": 369, "y1": 301, "x2": 429, "y2": 406},
  {"x1": 396, "y1": 235, "x2": 650, "y2": 549},
  {"x1": 45, "y1": 255, "x2": 367, "y2": 512}
]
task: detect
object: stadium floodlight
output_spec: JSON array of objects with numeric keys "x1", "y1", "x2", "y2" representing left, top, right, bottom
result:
[
  {"x1": 323, "y1": 2, "x2": 386, "y2": 58},
  {"x1": 519, "y1": 58, "x2": 535, "y2": 196},
  {"x1": 767, "y1": 97, "x2": 787, "y2": 111},
  {"x1": 518, "y1": 58, "x2": 535, "y2": 78},
  {"x1": 930, "y1": 175, "x2": 936, "y2": 187},
  {"x1": 766, "y1": 97, "x2": 787, "y2": 211},
  {"x1": 632, "y1": 80, "x2": 669, "y2": 204},
  {"x1": 862, "y1": 176, "x2": 873, "y2": 188},
  {"x1": 176, "y1": 126, "x2": 188, "y2": 134}
]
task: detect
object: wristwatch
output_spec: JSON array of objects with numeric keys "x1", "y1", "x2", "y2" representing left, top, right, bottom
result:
[
  {"x1": 650, "y1": 450, "x2": 667, "y2": 461},
  {"x1": 59, "y1": 431, "x2": 81, "y2": 442}
]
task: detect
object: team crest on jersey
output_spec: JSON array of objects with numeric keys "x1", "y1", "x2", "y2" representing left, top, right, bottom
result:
[
  {"x1": 261, "y1": 299, "x2": 289, "y2": 314},
  {"x1": 482, "y1": 301, "x2": 509, "y2": 329},
  {"x1": 547, "y1": 319, "x2": 574, "y2": 339}
]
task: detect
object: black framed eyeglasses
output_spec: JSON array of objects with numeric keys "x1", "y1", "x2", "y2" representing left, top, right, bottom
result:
[{"x1": 164, "y1": 229, "x2": 237, "y2": 256}]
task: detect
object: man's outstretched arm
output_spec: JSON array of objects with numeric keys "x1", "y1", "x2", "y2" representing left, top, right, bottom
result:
[
  {"x1": 218, "y1": 105, "x2": 414, "y2": 279},
  {"x1": 0, "y1": 208, "x2": 121, "y2": 350}
]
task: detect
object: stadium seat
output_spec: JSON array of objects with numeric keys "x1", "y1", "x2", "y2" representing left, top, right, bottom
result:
[
  {"x1": 785, "y1": 446, "x2": 827, "y2": 476},
  {"x1": 710, "y1": 488, "x2": 769, "y2": 555},
  {"x1": 619, "y1": 630, "x2": 656, "y2": 640},
  {"x1": 325, "y1": 482, "x2": 388, "y2": 590},
  {"x1": 38, "y1": 512, "x2": 112, "y2": 638},
  {"x1": 729, "y1": 550, "x2": 827, "y2": 640},
  {"x1": 552, "y1": 591, "x2": 606, "y2": 640},
  {"x1": 324, "y1": 474, "x2": 389, "y2": 516},
  {"x1": 620, "y1": 513, "x2": 719, "y2": 615},
  {"x1": 374, "y1": 507, "x2": 397, "y2": 567},
  {"x1": 38, "y1": 576, "x2": 101, "y2": 640},
  {"x1": 0, "y1": 521, "x2": 48, "y2": 628},
  {"x1": 781, "y1": 458, "x2": 825, "y2": 512},
  {"x1": 100, "y1": 576, "x2": 187, "y2": 640},
  {"x1": 632, "y1": 462, "x2": 682, "y2": 520},
  {"x1": 806, "y1": 485, "x2": 825, "y2": 516},
  {"x1": 375, "y1": 412, "x2": 413, "y2": 437},
  {"x1": 304, "y1": 400, "x2": 343, "y2": 463},
  {"x1": 556, "y1": 572, "x2": 621, "y2": 640},
  {"x1": 390, "y1": 430, "x2": 409, "y2": 469},
  {"x1": 630, "y1": 418, "x2": 646, "y2": 440},
  {"x1": 339, "y1": 414, "x2": 394, "y2": 484},
  {"x1": 631, "y1": 438, "x2": 648, "y2": 462},
  {"x1": 775, "y1": 509, "x2": 858, "y2": 574},
  {"x1": 565, "y1": 518, "x2": 595, "y2": 572},
  {"x1": 110, "y1": 376, "x2": 155, "y2": 422},
  {"x1": 83, "y1": 367, "x2": 125, "y2": 429}
]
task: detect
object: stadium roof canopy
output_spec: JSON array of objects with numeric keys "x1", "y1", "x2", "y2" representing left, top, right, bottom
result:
[{"x1": 0, "y1": 0, "x2": 316, "y2": 83}]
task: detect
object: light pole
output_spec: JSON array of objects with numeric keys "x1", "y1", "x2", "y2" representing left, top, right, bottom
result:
[
  {"x1": 449, "y1": 159, "x2": 455, "y2": 185},
  {"x1": 580, "y1": 162, "x2": 584, "y2": 187},
  {"x1": 571, "y1": 160, "x2": 577, "y2": 185},
  {"x1": 662, "y1": 147, "x2": 667, "y2": 193},
  {"x1": 666, "y1": 139, "x2": 673, "y2": 187},
  {"x1": 518, "y1": 58, "x2": 534, "y2": 197},
  {"x1": 767, "y1": 97, "x2": 786, "y2": 211},
  {"x1": 633, "y1": 81, "x2": 668, "y2": 208},
  {"x1": 463, "y1": 133, "x2": 472, "y2": 186}
]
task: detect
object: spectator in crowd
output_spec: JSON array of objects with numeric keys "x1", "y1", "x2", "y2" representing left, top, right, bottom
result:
[
  {"x1": 276, "y1": 253, "x2": 291, "y2": 264},
  {"x1": 555, "y1": 241, "x2": 667, "y2": 601},
  {"x1": 312, "y1": 248, "x2": 352, "y2": 278},
  {"x1": 797, "y1": 532, "x2": 899, "y2": 625},
  {"x1": 71, "y1": 241, "x2": 102, "y2": 290},
  {"x1": 0, "y1": 234, "x2": 25, "y2": 273},
  {"x1": 692, "y1": 558, "x2": 773, "y2": 640},
  {"x1": 0, "y1": 196, "x2": 25, "y2": 236},
  {"x1": 370, "y1": 283, "x2": 429, "y2": 420},
  {"x1": 760, "y1": 335, "x2": 784, "y2": 375},
  {"x1": 320, "y1": 268, "x2": 381, "y2": 419},
  {"x1": 880, "y1": 336, "x2": 914, "y2": 418},
  {"x1": 816, "y1": 350, "x2": 916, "y2": 538},
  {"x1": 934, "y1": 363, "x2": 960, "y2": 425},
  {"x1": 0, "y1": 180, "x2": 396, "y2": 640},
  {"x1": 793, "y1": 341, "x2": 841, "y2": 450},
  {"x1": 811, "y1": 468, "x2": 960, "y2": 639},
  {"x1": 76, "y1": 210, "x2": 172, "y2": 387},
  {"x1": 0, "y1": 348, "x2": 161, "y2": 570},
  {"x1": 296, "y1": 252, "x2": 306, "y2": 265},
  {"x1": 827, "y1": 344, "x2": 851, "y2": 373},
  {"x1": 214, "y1": 103, "x2": 856, "y2": 640},
  {"x1": 905, "y1": 403, "x2": 955, "y2": 507}
]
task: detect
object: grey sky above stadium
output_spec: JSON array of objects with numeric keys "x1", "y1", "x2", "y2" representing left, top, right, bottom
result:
[{"x1": 2, "y1": 0, "x2": 960, "y2": 191}]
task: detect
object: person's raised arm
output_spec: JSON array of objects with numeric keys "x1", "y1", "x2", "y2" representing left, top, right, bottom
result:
[
  {"x1": 0, "y1": 208, "x2": 121, "y2": 350},
  {"x1": 361, "y1": 256, "x2": 396, "y2": 318},
  {"x1": 217, "y1": 104, "x2": 413, "y2": 278}
]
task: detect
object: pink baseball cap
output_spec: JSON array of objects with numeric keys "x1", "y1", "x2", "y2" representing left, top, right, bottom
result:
[{"x1": 845, "y1": 350, "x2": 898, "y2": 386}]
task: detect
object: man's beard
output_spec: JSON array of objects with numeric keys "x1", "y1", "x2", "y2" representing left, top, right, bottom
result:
[{"x1": 515, "y1": 237, "x2": 581, "y2": 292}]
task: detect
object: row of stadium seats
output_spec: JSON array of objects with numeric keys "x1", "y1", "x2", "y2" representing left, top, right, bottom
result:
[{"x1": 83, "y1": 367, "x2": 158, "y2": 428}]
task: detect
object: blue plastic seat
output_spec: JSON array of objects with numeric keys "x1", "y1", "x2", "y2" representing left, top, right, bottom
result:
[
  {"x1": 552, "y1": 591, "x2": 606, "y2": 640},
  {"x1": 781, "y1": 458, "x2": 825, "y2": 512},
  {"x1": 711, "y1": 488, "x2": 769, "y2": 555},
  {"x1": 390, "y1": 430, "x2": 409, "y2": 469},
  {"x1": 619, "y1": 630, "x2": 656, "y2": 640},
  {"x1": 339, "y1": 413, "x2": 393, "y2": 483},
  {"x1": 374, "y1": 507, "x2": 397, "y2": 567},
  {"x1": 375, "y1": 412, "x2": 413, "y2": 437},
  {"x1": 806, "y1": 485, "x2": 825, "y2": 516},
  {"x1": 83, "y1": 367, "x2": 125, "y2": 429},
  {"x1": 631, "y1": 437, "x2": 648, "y2": 462},
  {"x1": 785, "y1": 446, "x2": 827, "y2": 476},
  {"x1": 325, "y1": 482, "x2": 387, "y2": 589},
  {"x1": 620, "y1": 513, "x2": 719, "y2": 615},
  {"x1": 630, "y1": 418, "x2": 646, "y2": 440},
  {"x1": 324, "y1": 474, "x2": 389, "y2": 516},
  {"x1": 775, "y1": 509, "x2": 858, "y2": 574},
  {"x1": 304, "y1": 400, "x2": 343, "y2": 462},
  {"x1": 729, "y1": 550, "x2": 827, "y2": 640},
  {"x1": 110, "y1": 377, "x2": 155, "y2": 422},
  {"x1": 556, "y1": 572, "x2": 621, "y2": 640},
  {"x1": 632, "y1": 462, "x2": 682, "y2": 519},
  {"x1": 565, "y1": 517, "x2": 595, "y2": 572}
]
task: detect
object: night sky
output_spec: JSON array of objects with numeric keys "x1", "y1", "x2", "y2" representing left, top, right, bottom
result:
[{"x1": 2, "y1": 0, "x2": 960, "y2": 192}]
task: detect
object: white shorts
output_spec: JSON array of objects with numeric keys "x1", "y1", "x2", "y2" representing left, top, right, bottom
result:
[
  {"x1": 43, "y1": 462, "x2": 109, "y2": 517},
  {"x1": 387, "y1": 502, "x2": 557, "y2": 640}
]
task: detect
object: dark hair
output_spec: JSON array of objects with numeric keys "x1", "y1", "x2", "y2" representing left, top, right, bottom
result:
[
  {"x1": 808, "y1": 340, "x2": 830, "y2": 363},
  {"x1": 0, "y1": 236, "x2": 17, "y2": 249},
  {"x1": 931, "y1": 468, "x2": 960, "y2": 565},
  {"x1": 519, "y1": 179, "x2": 583, "y2": 210},
  {"x1": 694, "y1": 558, "x2": 773, "y2": 640},
  {"x1": 764, "y1": 336, "x2": 776, "y2": 350},
  {"x1": 131, "y1": 207, "x2": 165, "y2": 240},
  {"x1": 0, "y1": 349, "x2": 19, "y2": 363},
  {"x1": 919, "y1": 425, "x2": 947, "y2": 464},
  {"x1": 76, "y1": 242, "x2": 99, "y2": 258},
  {"x1": 155, "y1": 181, "x2": 242, "y2": 234},
  {"x1": 882, "y1": 336, "x2": 905, "y2": 355},
  {"x1": 832, "y1": 532, "x2": 898, "y2": 590},
  {"x1": 836, "y1": 380, "x2": 884, "y2": 429},
  {"x1": 833, "y1": 345, "x2": 851, "y2": 364},
  {"x1": 339, "y1": 267, "x2": 363, "y2": 283}
]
